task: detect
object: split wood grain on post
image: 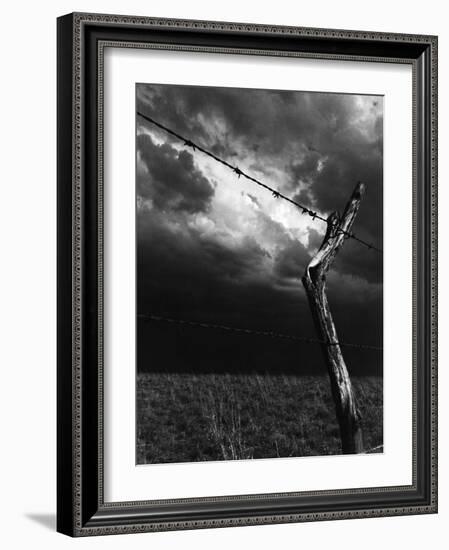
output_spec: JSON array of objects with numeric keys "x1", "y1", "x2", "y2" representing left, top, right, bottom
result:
[{"x1": 302, "y1": 182, "x2": 366, "y2": 454}]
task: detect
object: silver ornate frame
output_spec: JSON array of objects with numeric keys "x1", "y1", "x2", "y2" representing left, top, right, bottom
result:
[{"x1": 57, "y1": 12, "x2": 438, "y2": 536}]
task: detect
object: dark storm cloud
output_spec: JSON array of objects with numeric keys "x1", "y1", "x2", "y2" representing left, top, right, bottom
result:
[
  {"x1": 137, "y1": 211, "x2": 303, "y2": 331},
  {"x1": 137, "y1": 209, "x2": 382, "y2": 374},
  {"x1": 137, "y1": 133, "x2": 215, "y2": 214},
  {"x1": 137, "y1": 85, "x2": 318, "y2": 169},
  {"x1": 289, "y1": 134, "x2": 383, "y2": 284},
  {"x1": 333, "y1": 240, "x2": 383, "y2": 285},
  {"x1": 291, "y1": 144, "x2": 383, "y2": 236},
  {"x1": 289, "y1": 152, "x2": 321, "y2": 188},
  {"x1": 136, "y1": 83, "x2": 383, "y2": 374},
  {"x1": 273, "y1": 239, "x2": 311, "y2": 281},
  {"x1": 137, "y1": 84, "x2": 382, "y2": 250}
]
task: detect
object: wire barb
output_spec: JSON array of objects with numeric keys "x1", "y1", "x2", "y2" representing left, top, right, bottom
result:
[
  {"x1": 137, "y1": 111, "x2": 383, "y2": 254},
  {"x1": 184, "y1": 139, "x2": 196, "y2": 150}
]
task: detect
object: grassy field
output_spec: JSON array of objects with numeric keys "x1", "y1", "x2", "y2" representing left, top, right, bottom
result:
[{"x1": 136, "y1": 372, "x2": 383, "y2": 464}]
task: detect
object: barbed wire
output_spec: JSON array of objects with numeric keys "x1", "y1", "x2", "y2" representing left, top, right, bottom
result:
[
  {"x1": 139, "y1": 314, "x2": 383, "y2": 352},
  {"x1": 137, "y1": 111, "x2": 383, "y2": 254}
]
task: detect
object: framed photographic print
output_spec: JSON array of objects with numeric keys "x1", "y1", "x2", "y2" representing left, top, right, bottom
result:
[{"x1": 57, "y1": 12, "x2": 438, "y2": 536}]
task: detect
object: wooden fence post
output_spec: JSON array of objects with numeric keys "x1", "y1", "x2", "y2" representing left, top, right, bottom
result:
[{"x1": 302, "y1": 182, "x2": 365, "y2": 454}]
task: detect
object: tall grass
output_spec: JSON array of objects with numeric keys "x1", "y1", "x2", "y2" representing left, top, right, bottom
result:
[{"x1": 136, "y1": 372, "x2": 382, "y2": 464}]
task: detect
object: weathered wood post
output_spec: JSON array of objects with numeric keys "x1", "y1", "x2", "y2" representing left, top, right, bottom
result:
[{"x1": 302, "y1": 182, "x2": 365, "y2": 454}]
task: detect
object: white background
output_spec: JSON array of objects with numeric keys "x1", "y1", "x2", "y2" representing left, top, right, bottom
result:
[{"x1": 0, "y1": 1, "x2": 446, "y2": 548}]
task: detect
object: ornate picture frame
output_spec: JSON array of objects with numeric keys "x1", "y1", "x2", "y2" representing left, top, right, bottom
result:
[{"x1": 57, "y1": 12, "x2": 437, "y2": 536}]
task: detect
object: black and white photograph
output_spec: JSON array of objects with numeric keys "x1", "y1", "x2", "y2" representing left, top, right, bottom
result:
[
  {"x1": 135, "y1": 83, "x2": 384, "y2": 464},
  {"x1": 50, "y1": 7, "x2": 439, "y2": 541}
]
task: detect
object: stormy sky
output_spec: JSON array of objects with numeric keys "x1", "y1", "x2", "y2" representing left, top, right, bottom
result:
[{"x1": 136, "y1": 84, "x2": 383, "y2": 375}]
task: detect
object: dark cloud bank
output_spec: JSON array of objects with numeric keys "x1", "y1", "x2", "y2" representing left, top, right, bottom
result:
[{"x1": 136, "y1": 84, "x2": 383, "y2": 376}]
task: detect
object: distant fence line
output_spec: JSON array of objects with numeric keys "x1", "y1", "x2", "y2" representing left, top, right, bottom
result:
[{"x1": 139, "y1": 313, "x2": 383, "y2": 352}]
